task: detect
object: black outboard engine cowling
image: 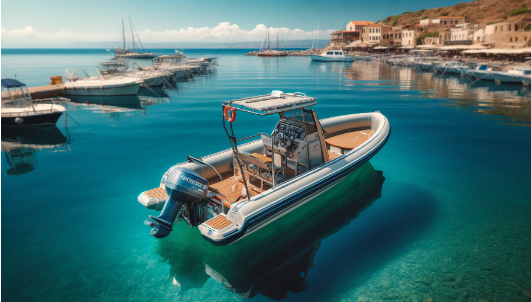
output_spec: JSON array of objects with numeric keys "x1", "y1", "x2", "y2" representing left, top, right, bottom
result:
[{"x1": 147, "y1": 167, "x2": 208, "y2": 238}]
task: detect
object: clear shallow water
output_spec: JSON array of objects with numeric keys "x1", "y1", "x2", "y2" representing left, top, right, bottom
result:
[{"x1": 2, "y1": 49, "x2": 531, "y2": 302}]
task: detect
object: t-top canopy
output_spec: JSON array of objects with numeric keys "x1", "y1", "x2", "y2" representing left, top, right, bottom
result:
[
  {"x1": 225, "y1": 91, "x2": 317, "y2": 115},
  {"x1": 1, "y1": 78, "x2": 26, "y2": 88}
]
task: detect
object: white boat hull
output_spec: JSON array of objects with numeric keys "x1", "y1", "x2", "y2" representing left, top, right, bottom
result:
[
  {"x1": 468, "y1": 70, "x2": 495, "y2": 81},
  {"x1": 64, "y1": 82, "x2": 141, "y2": 96},
  {"x1": 174, "y1": 70, "x2": 189, "y2": 79},
  {"x1": 490, "y1": 72, "x2": 522, "y2": 83},
  {"x1": 310, "y1": 55, "x2": 354, "y2": 62},
  {"x1": 155, "y1": 112, "x2": 390, "y2": 245}
]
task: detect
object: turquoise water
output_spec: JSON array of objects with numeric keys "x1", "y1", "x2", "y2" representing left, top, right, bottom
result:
[{"x1": 2, "y1": 49, "x2": 531, "y2": 302}]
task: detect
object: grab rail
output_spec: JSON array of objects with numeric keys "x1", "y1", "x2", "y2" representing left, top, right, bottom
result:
[{"x1": 236, "y1": 132, "x2": 270, "y2": 143}]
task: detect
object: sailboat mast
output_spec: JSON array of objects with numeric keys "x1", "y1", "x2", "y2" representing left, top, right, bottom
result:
[
  {"x1": 129, "y1": 16, "x2": 146, "y2": 51},
  {"x1": 122, "y1": 19, "x2": 125, "y2": 49},
  {"x1": 341, "y1": 20, "x2": 344, "y2": 48},
  {"x1": 129, "y1": 19, "x2": 136, "y2": 52},
  {"x1": 277, "y1": 21, "x2": 279, "y2": 50}
]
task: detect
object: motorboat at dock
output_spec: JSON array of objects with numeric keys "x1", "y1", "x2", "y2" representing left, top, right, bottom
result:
[
  {"x1": 149, "y1": 56, "x2": 193, "y2": 79},
  {"x1": 1, "y1": 78, "x2": 67, "y2": 126},
  {"x1": 98, "y1": 60, "x2": 173, "y2": 87},
  {"x1": 311, "y1": 49, "x2": 354, "y2": 62},
  {"x1": 138, "y1": 90, "x2": 390, "y2": 245},
  {"x1": 465, "y1": 64, "x2": 502, "y2": 81},
  {"x1": 433, "y1": 61, "x2": 466, "y2": 74},
  {"x1": 63, "y1": 69, "x2": 143, "y2": 96},
  {"x1": 490, "y1": 67, "x2": 531, "y2": 84}
]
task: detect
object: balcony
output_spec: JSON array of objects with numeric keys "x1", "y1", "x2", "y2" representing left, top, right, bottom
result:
[{"x1": 444, "y1": 40, "x2": 473, "y2": 45}]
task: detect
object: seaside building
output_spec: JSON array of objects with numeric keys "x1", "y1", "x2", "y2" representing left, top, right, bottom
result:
[
  {"x1": 346, "y1": 21, "x2": 374, "y2": 31},
  {"x1": 330, "y1": 30, "x2": 360, "y2": 47},
  {"x1": 330, "y1": 21, "x2": 375, "y2": 48},
  {"x1": 367, "y1": 24, "x2": 392, "y2": 42},
  {"x1": 401, "y1": 30, "x2": 417, "y2": 48},
  {"x1": 448, "y1": 23, "x2": 478, "y2": 44},
  {"x1": 388, "y1": 26, "x2": 403, "y2": 47},
  {"x1": 433, "y1": 16, "x2": 465, "y2": 26},
  {"x1": 419, "y1": 18, "x2": 433, "y2": 26},
  {"x1": 481, "y1": 15, "x2": 531, "y2": 48}
]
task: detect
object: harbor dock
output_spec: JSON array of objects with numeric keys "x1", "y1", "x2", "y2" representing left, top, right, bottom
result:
[{"x1": 28, "y1": 84, "x2": 65, "y2": 99}]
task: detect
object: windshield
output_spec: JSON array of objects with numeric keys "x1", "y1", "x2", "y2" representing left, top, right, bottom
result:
[{"x1": 283, "y1": 109, "x2": 304, "y2": 122}]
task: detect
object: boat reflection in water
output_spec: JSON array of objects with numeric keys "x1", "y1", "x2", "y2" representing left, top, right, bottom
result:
[
  {"x1": 155, "y1": 162, "x2": 385, "y2": 300},
  {"x1": 68, "y1": 95, "x2": 147, "y2": 117},
  {"x1": 1, "y1": 126, "x2": 71, "y2": 175}
]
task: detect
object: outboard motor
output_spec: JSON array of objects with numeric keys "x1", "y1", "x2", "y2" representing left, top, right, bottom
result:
[{"x1": 147, "y1": 167, "x2": 208, "y2": 238}]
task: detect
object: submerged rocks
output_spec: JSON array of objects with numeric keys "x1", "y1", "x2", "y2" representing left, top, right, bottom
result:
[{"x1": 443, "y1": 273, "x2": 456, "y2": 282}]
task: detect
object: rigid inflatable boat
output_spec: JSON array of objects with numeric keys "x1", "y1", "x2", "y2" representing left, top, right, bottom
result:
[{"x1": 138, "y1": 91, "x2": 391, "y2": 245}]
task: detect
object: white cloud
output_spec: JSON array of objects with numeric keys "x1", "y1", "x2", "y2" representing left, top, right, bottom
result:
[{"x1": 1, "y1": 22, "x2": 333, "y2": 44}]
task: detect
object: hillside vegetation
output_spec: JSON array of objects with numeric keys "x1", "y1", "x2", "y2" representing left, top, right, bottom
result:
[{"x1": 381, "y1": 0, "x2": 531, "y2": 26}]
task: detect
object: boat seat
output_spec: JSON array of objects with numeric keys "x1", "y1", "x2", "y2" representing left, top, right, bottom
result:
[
  {"x1": 328, "y1": 150, "x2": 341, "y2": 160},
  {"x1": 325, "y1": 128, "x2": 374, "y2": 150},
  {"x1": 234, "y1": 151, "x2": 271, "y2": 170},
  {"x1": 250, "y1": 152, "x2": 272, "y2": 163}
]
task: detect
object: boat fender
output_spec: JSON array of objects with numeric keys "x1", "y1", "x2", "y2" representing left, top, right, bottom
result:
[
  {"x1": 100, "y1": 85, "x2": 104, "y2": 89},
  {"x1": 63, "y1": 86, "x2": 67, "y2": 90},
  {"x1": 224, "y1": 105, "x2": 236, "y2": 123},
  {"x1": 146, "y1": 167, "x2": 208, "y2": 238},
  {"x1": 85, "y1": 87, "x2": 89, "y2": 90},
  {"x1": 15, "y1": 117, "x2": 24, "y2": 124},
  {"x1": 72, "y1": 86, "x2": 76, "y2": 90}
]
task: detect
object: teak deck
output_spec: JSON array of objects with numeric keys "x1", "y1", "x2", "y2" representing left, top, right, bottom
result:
[
  {"x1": 205, "y1": 215, "x2": 232, "y2": 230},
  {"x1": 144, "y1": 187, "x2": 168, "y2": 201},
  {"x1": 208, "y1": 172, "x2": 261, "y2": 206},
  {"x1": 325, "y1": 128, "x2": 374, "y2": 150}
]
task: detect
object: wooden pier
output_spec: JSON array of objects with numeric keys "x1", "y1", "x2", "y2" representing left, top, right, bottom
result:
[{"x1": 28, "y1": 84, "x2": 65, "y2": 99}]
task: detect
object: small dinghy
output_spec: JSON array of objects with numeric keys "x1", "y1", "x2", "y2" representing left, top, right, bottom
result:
[{"x1": 138, "y1": 91, "x2": 390, "y2": 245}]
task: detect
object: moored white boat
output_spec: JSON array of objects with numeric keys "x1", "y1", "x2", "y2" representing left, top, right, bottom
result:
[
  {"x1": 490, "y1": 67, "x2": 531, "y2": 84},
  {"x1": 98, "y1": 61, "x2": 173, "y2": 87},
  {"x1": 467, "y1": 64, "x2": 501, "y2": 81},
  {"x1": 137, "y1": 90, "x2": 390, "y2": 245},
  {"x1": 1, "y1": 78, "x2": 67, "y2": 127},
  {"x1": 311, "y1": 49, "x2": 354, "y2": 62},
  {"x1": 63, "y1": 69, "x2": 143, "y2": 96}
]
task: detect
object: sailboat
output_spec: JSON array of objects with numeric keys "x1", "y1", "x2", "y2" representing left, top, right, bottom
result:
[
  {"x1": 115, "y1": 17, "x2": 156, "y2": 59},
  {"x1": 257, "y1": 24, "x2": 286, "y2": 57}
]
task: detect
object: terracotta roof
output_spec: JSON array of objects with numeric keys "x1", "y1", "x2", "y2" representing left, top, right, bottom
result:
[
  {"x1": 436, "y1": 16, "x2": 464, "y2": 19},
  {"x1": 349, "y1": 21, "x2": 375, "y2": 25}
]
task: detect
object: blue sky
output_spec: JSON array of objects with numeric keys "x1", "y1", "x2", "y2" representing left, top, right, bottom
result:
[{"x1": 2, "y1": 0, "x2": 471, "y2": 45}]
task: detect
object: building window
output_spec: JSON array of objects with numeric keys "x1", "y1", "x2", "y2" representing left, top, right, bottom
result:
[
  {"x1": 495, "y1": 26, "x2": 497, "y2": 32},
  {"x1": 444, "y1": 20, "x2": 447, "y2": 25},
  {"x1": 525, "y1": 37, "x2": 528, "y2": 41},
  {"x1": 456, "y1": 21, "x2": 459, "y2": 24},
  {"x1": 450, "y1": 20, "x2": 453, "y2": 24},
  {"x1": 509, "y1": 25, "x2": 512, "y2": 31},
  {"x1": 516, "y1": 37, "x2": 518, "y2": 42},
  {"x1": 510, "y1": 37, "x2": 513, "y2": 42}
]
